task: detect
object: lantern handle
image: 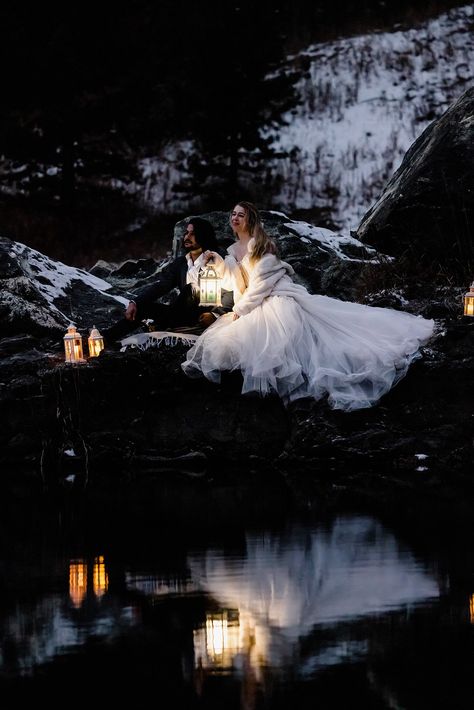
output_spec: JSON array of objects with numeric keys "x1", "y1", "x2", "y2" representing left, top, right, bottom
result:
[{"x1": 203, "y1": 249, "x2": 220, "y2": 266}]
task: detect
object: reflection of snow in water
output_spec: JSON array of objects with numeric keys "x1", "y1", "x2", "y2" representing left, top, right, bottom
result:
[
  {"x1": 0, "y1": 557, "x2": 134, "y2": 676},
  {"x1": 0, "y1": 517, "x2": 441, "y2": 678},
  {"x1": 0, "y1": 595, "x2": 135, "y2": 675},
  {"x1": 188, "y1": 516, "x2": 440, "y2": 671}
]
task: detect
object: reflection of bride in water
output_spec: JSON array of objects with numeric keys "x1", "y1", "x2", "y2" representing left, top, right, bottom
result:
[
  {"x1": 189, "y1": 516, "x2": 440, "y2": 671},
  {"x1": 183, "y1": 202, "x2": 434, "y2": 410}
]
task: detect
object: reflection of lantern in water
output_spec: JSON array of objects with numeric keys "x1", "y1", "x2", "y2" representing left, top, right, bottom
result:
[
  {"x1": 470, "y1": 594, "x2": 474, "y2": 624},
  {"x1": 93, "y1": 555, "x2": 109, "y2": 598},
  {"x1": 193, "y1": 609, "x2": 268, "y2": 677},
  {"x1": 69, "y1": 560, "x2": 88, "y2": 608},
  {"x1": 206, "y1": 611, "x2": 240, "y2": 662},
  {"x1": 69, "y1": 556, "x2": 109, "y2": 607},
  {"x1": 194, "y1": 610, "x2": 240, "y2": 669}
]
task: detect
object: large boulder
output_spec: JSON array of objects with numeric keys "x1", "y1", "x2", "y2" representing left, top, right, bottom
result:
[
  {"x1": 0, "y1": 237, "x2": 129, "y2": 337},
  {"x1": 172, "y1": 210, "x2": 377, "y2": 298},
  {"x1": 2, "y1": 214, "x2": 380, "y2": 341},
  {"x1": 356, "y1": 88, "x2": 474, "y2": 276},
  {"x1": 0, "y1": 212, "x2": 377, "y2": 344}
]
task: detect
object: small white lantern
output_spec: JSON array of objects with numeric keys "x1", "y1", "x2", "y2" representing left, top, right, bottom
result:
[
  {"x1": 463, "y1": 282, "x2": 474, "y2": 316},
  {"x1": 88, "y1": 325, "x2": 105, "y2": 357},
  {"x1": 199, "y1": 263, "x2": 222, "y2": 307},
  {"x1": 63, "y1": 324, "x2": 86, "y2": 363}
]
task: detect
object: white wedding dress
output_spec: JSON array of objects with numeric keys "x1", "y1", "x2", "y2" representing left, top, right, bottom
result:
[{"x1": 182, "y1": 240, "x2": 435, "y2": 411}]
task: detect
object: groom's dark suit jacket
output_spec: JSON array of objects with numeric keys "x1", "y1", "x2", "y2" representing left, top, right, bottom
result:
[{"x1": 133, "y1": 251, "x2": 234, "y2": 315}]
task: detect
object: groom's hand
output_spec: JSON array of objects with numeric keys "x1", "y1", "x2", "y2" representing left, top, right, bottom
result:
[
  {"x1": 198, "y1": 313, "x2": 215, "y2": 328},
  {"x1": 203, "y1": 250, "x2": 217, "y2": 264},
  {"x1": 125, "y1": 302, "x2": 137, "y2": 321}
]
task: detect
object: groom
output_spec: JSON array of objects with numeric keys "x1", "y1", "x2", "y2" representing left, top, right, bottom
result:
[{"x1": 103, "y1": 217, "x2": 233, "y2": 344}]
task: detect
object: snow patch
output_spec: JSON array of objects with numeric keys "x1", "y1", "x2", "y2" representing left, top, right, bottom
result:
[
  {"x1": 283, "y1": 218, "x2": 377, "y2": 261},
  {"x1": 8, "y1": 241, "x2": 128, "y2": 321}
]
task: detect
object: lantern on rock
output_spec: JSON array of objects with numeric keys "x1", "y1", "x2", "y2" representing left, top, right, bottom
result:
[
  {"x1": 199, "y1": 263, "x2": 222, "y2": 307},
  {"x1": 88, "y1": 325, "x2": 105, "y2": 357},
  {"x1": 463, "y1": 282, "x2": 474, "y2": 317},
  {"x1": 63, "y1": 324, "x2": 85, "y2": 363}
]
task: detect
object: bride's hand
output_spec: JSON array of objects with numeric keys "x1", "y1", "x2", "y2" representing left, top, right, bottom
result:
[{"x1": 233, "y1": 313, "x2": 240, "y2": 320}]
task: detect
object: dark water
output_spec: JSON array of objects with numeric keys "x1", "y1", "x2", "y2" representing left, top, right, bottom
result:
[{"x1": 0, "y1": 491, "x2": 473, "y2": 709}]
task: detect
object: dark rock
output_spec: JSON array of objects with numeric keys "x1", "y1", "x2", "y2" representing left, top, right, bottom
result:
[
  {"x1": 356, "y1": 87, "x2": 474, "y2": 277},
  {"x1": 0, "y1": 334, "x2": 39, "y2": 355},
  {"x1": 88, "y1": 260, "x2": 114, "y2": 279},
  {"x1": 1, "y1": 213, "x2": 473, "y2": 511},
  {"x1": 320, "y1": 258, "x2": 367, "y2": 300},
  {"x1": 173, "y1": 210, "x2": 378, "y2": 297},
  {"x1": 0, "y1": 236, "x2": 129, "y2": 336},
  {"x1": 109, "y1": 257, "x2": 160, "y2": 280},
  {"x1": 281, "y1": 320, "x2": 474, "y2": 496},
  {"x1": 0, "y1": 344, "x2": 289, "y2": 487}
]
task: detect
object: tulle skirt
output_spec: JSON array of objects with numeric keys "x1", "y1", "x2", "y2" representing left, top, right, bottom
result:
[{"x1": 181, "y1": 293, "x2": 434, "y2": 411}]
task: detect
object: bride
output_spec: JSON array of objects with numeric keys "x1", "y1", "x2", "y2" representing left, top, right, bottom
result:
[{"x1": 181, "y1": 202, "x2": 435, "y2": 411}]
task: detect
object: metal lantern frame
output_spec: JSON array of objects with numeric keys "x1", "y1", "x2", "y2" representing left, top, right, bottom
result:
[
  {"x1": 463, "y1": 282, "x2": 474, "y2": 317},
  {"x1": 88, "y1": 325, "x2": 105, "y2": 357},
  {"x1": 199, "y1": 262, "x2": 222, "y2": 307},
  {"x1": 63, "y1": 324, "x2": 86, "y2": 363}
]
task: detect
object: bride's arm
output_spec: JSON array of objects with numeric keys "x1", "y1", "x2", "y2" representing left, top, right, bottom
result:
[{"x1": 233, "y1": 255, "x2": 286, "y2": 317}]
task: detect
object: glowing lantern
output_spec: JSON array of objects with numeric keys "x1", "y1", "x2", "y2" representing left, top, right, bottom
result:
[
  {"x1": 463, "y1": 282, "x2": 474, "y2": 316},
  {"x1": 199, "y1": 263, "x2": 221, "y2": 307},
  {"x1": 63, "y1": 324, "x2": 85, "y2": 363},
  {"x1": 88, "y1": 325, "x2": 105, "y2": 357}
]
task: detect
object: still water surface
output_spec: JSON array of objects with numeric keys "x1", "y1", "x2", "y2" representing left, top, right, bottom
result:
[{"x1": 0, "y1": 508, "x2": 472, "y2": 708}]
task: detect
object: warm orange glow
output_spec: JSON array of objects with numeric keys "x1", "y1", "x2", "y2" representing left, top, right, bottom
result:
[
  {"x1": 463, "y1": 283, "x2": 474, "y2": 316},
  {"x1": 69, "y1": 560, "x2": 88, "y2": 607},
  {"x1": 93, "y1": 555, "x2": 109, "y2": 598},
  {"x1": 193, "y1": 609, "x2": 268, "y2": 677},
  {"x1": 470, "y1": 594, "x2": 474, "y2": 624},
  {"x1": 63, "y1": 324, "x2": 85, "y2": 362},
  {"x1": 88, "y1": 326, "x2": 105, "y2": 357}
]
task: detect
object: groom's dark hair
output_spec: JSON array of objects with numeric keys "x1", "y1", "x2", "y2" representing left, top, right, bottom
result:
[{"x1": 188, "y1": 217, "x2": 219, "y2": 252}]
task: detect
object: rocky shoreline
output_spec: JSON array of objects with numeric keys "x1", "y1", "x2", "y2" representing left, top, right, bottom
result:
[{"x1": 1, "y1": 314, "x2": 472, "y2": 523}]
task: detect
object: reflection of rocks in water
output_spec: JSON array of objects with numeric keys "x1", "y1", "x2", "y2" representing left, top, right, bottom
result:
[
  {"x1": 188, "y1": 516, "x2": 441, "y2": 673},
  {"x1": 0, "y1": 512, "x2": 469, "y2": 709},
  {"x1": 0, "y1": 555, "x2": 133, "y2": 677}
]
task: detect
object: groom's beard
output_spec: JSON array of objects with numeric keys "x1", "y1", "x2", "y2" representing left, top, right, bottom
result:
[
  {"x1": 183, "y1": 243, "x2": 203, "y2": 257},
  {"x1": 182, "y1": 239, "x2": 201, "y2": 252}
]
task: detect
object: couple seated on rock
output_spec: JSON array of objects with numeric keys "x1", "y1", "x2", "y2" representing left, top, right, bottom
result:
[
  {"x1": 105, "y1": 201, "x2": 434, "y2": 412},
  {"x1": 103, "y1": 217, "x2": 234, "y2": 345}
]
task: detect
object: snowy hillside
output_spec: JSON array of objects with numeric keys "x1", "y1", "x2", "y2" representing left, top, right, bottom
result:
[
  {"x1": 267, "y1": 3, "x2": 474, "y2": 231},
  {"x1": 135, "y1": 4, "x2": 474, "y2": 230},
  {"x1": 1, "y1": 4, "x2": 472, "y2": 238}
]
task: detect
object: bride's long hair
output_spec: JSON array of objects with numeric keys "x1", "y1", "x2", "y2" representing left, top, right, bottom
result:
[{"x1": 231, "y1": 201, "x2": 277, "y2": 264}]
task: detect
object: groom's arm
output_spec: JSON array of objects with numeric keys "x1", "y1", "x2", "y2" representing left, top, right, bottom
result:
[
  {"x1": 132, "y1": 258, "x2": 182, "y2": 308},
  {"x1": 212, "y1": 288, "x2": 234, "y2": 316}
]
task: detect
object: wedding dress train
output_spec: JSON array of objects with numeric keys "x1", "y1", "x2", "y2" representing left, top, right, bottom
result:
[{"x1": 182, "y1": 242, "x2": 434, "y2": 411}]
